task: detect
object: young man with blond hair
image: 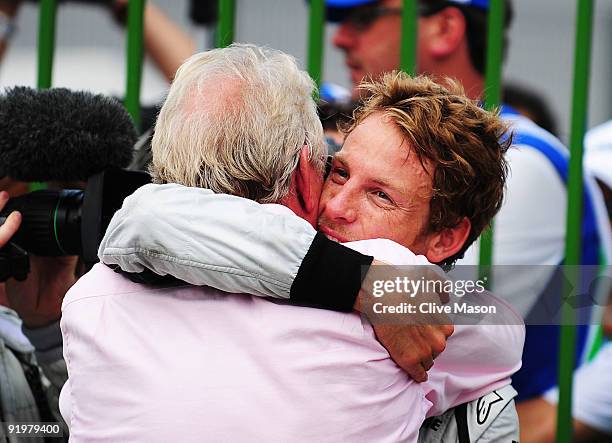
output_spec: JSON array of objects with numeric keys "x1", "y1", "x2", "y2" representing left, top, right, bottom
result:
[{"x1": 323, "y1": 1, "x2": 612, "y2": 409}]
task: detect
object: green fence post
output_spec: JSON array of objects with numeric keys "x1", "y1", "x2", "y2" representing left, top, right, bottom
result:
[
  {"x1": 557, "y1": 1, "x2": 594, "y2": 441},
  {"x1": 37, "y1": 0, "x2": 57, "y2": 89},
  {"x1": 307, "y1": 0, "x2": 325, "y2": 93},
  {"x1": 125, "y1": 0, "x2": 146, "y2": 131},
  {"x1": 478, "y1": 0, "x2": 504, "y2": 285},
  {"x1": 32, "y1": 0, "x2": 58, "y2": 191},
  {"x1": 216, "y1": 0, "x2": 235, "y2": 48},
  {"x1": 400, "y1": 0, "x2": 418, "y2": 75}
]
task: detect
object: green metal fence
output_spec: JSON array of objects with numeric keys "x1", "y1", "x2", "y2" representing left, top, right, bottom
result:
[
  {"x1": 558, "y1": 1, "x2": 595, "y2": 442},
  {"x1": 36, "y1": 0, "x2": 146, "y2": 128},
  {"x1": 478, "y1": 0, "x2": 505, "y2": 288},
  {"x1": 216, "y1": 0, "x2": 235, "y2": 48},
  {"x1": 125, "y1": 0, "x2": 146, "y2": 131},
  {"x1": 36, "y1": 0, "x2": 56, "y2": 90},
  {"x1": 34, "y1": 0, "x2": 601, "y2": 441}
]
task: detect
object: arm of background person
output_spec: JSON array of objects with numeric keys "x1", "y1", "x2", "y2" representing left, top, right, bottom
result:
[
  {"x1": 518, "y1": 397, "x2": 609, "y2": 443},
  {"x1": 111, "y1": 0, "x2": 195, "y2": 83},
  {"x1": 518, "y1": 297, "x2": 612, "y2": 443},
  {"x1": 100, "y1": 183, "x2": 453, "y2": 381},
  {"x1": 0, "y1": 0, "x2": 20, "y2": 63}
]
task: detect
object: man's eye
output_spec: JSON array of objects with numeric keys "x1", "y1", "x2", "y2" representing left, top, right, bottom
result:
[
  {"x1": 349, "y1": 11, "x2": 372, "y2": 29},
  {"x1": 374, "y1": 190, "x2": 392, "y2": 203},
  {"x1": 332, "y1": 168, "x2": 348, "y2": 181}
]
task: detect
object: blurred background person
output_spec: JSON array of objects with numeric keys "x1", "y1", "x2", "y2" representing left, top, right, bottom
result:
[
  {"x1": 0, "y1": 0, "x2": 197, "y2": 133},
  {"x1": 519, "y1": 118, "x2": 612, "y2": 443},
  {"x1": 109, "y1": 0, "x2": 195, "y2": 131},
  {"x1": 585, "y1": 119, "x2": 612, "y2": 222},
  {"x1": 519, "y1": 312, "x2": 612, "y2": 443},
  {"x1": 0, "y1": 0, "x2": 19, "y2": 62},
  {"x1": 503, "y1": 82, "x2": 559, "y2": 137},
  {"x1": 110, "y1": 0, "x2": 195, "y2": 83}
]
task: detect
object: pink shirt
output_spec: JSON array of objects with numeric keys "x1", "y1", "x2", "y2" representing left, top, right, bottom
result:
[{"x1": 60, "y1": 240, "x2": 524, "y2": 442}]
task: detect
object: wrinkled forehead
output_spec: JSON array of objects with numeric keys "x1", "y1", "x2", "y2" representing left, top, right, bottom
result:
[{"x1": 339, "y1": 113, "x2": 434, "y2": 198}]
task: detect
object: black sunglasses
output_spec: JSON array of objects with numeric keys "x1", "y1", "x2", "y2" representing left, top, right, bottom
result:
[
  {"x1": 342, "y1": 2, "x2": 452, "y2": 30},
  {"x1": 343, "y1": 5, "x2": 402, "y2": 30}
]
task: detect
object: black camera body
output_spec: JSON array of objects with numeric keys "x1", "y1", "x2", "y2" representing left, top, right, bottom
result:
[
  {"x1": 0, "y1": 84, "x2": 141, "y2": 281},
  {"x1": 0, "y1": 168, "x2": 150, "y2": 281}
]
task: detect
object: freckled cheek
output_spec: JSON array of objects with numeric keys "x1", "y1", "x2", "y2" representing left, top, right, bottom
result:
[
  {"x1": 366, "y1": 209, "x2": 408, "y2": 241},
  {"x1": 350, "y1": 202, "x2": 384, "y2": 238}
]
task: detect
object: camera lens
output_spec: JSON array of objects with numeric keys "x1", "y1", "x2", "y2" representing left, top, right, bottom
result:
[{"x1": 1, "y1": 190, "x2": 84, "y2": 256}]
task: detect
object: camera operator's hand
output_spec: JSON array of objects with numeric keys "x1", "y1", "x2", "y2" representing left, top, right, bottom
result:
[
  {"x1": 0, "y1": 190, "x2": 20, "y2": 246},
  {"x1": 1, "y1": 191, "x2": 78, "y2": 328}
]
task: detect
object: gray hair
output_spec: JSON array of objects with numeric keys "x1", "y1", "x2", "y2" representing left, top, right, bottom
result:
[{"x1": 150, "y1": 43, "x2": 325, "y2": 203}]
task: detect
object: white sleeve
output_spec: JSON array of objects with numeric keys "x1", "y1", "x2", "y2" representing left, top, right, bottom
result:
[{"x1": 99, "y1": 183, "x2": 316, "y2": 299}]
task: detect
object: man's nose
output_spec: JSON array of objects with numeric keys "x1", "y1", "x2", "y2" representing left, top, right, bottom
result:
[
  {"x1": 333, "y1": 21, "x2": 357, "y2": 50},
  {"x1": 322, "y1": 187, "x2": 357, "y2": 224}
]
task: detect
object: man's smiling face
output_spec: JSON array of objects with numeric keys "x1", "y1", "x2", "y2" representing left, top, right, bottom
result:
[{"x1": 317, "y1": 112, "x2": 434, "y2": 254}]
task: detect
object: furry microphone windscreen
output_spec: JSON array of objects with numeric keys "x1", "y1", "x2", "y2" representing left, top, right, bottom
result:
[{"x1": 0, "y1": 86, "x2": 137, "y2": 182}]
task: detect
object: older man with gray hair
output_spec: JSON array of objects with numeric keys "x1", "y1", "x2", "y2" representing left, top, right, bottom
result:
[
  {"x1": 60, "y1": 44, "x2": 521, "y2": 442},
  {"x1": 150, "y1": 44, "x2": 326, "y2": 212}
]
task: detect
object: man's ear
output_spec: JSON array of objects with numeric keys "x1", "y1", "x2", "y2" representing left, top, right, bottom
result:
[
  {"x1": 294, "y1": 145, "x2": 318, "y2": 215},
  {"x1": 421, "y1": 6, "x2": 466, "y2": 59},
  {"x1": 424, "y1": 217, "x2": 471, "y2": 264}
]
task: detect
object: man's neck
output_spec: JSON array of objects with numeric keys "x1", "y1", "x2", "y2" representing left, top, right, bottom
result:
[
  {"x1": 420, "y1": 41, "x2": 485, "y2": 101},
  {"x1": 281, "y1": 197, "x2": 317, "y2": 229},
  {"x1": 430, "y1": 63, "x2": 484, "y2": 101},
  {"x1": 458, "y1": 74, "x2": 484, "y2": 101}
]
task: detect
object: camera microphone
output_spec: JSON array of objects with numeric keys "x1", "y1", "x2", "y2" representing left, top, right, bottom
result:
[{"x1": 0, "y1": 86, "x2": 136, "y2": 182}]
